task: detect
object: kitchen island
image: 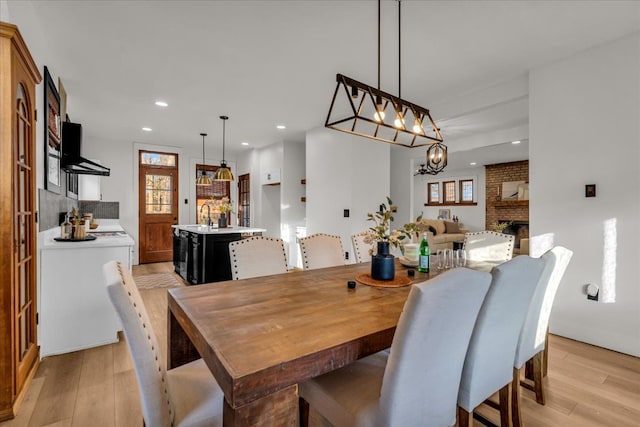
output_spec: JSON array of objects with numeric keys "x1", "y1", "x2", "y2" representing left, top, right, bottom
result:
[{"x1": 172, "y1": 225, "x2": 266, "y2": 284}]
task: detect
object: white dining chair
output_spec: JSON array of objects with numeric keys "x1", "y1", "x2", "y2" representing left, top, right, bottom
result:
[
  {"x1": 103, "y1": 261, "x2": 223, "y2": 427},
  {"x1": 229, "y1": 236, "x2": 288, "y2": 280},
  {"x1": 463, "y1": 230, "x2": 515, "y2": 264},
  {"x1": 457, "y1": 255, "x2": 544, "y2": 427},
  {"x1": 299, "y1": 233, "x2": 345, "y2": 270},
  {"x1": 511, "y1": 246, "x2": 573, "y2": 427},
  {"x1": 351, "y1": 231, "x2": 374, "y2": 263},
  {"x1": 299, "y1": 268, "x2": 492, "y2": 427}
]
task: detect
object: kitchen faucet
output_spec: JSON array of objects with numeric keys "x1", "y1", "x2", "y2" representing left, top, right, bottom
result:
[{"x1": 200, "y1": 204, "x2": 212, "y2": 227}]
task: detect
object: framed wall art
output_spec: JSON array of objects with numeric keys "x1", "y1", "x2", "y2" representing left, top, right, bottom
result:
[{"x1": 44, "y1": 66, "x2": 61, "y2": 194}]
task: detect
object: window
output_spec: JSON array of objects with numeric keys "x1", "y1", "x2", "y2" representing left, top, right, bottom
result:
[
  {"x1": 196, "y1": 165, "x2": 230, "y2": 223},
  {"x1": 443, "y1": 181, "x2": 456, "y2": 203},
  {"x1": 460, "y1": 179, "x2": 474, "y2": 203},
  {"x1": 238, "y1": 174, "x2": 250, "y2": 227},
  {"x1": 427, "y1": 182, "x2": 439, "y2": 204}
]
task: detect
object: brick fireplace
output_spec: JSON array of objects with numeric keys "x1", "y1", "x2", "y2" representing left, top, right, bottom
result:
[{"x1": 485, "y1": 160, "x2": 529, "y2": 242}]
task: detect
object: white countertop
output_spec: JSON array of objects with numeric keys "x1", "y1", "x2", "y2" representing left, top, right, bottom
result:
[
  {"x1": 40, "y1": 220, "x2": 134, "y2": 250},
  {"x1": 172, "y1": 225, "x2": 266, "y2": 235}
]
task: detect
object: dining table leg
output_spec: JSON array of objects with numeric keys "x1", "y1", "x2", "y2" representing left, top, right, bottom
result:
[
  {"x1": 167, "y1": 306, "x2": 200, "y2": 369},
  {"x1": 222, "y1": 384, "x2": 298, "y2": 426}
]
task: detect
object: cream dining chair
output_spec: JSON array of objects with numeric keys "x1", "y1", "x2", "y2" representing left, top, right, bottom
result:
[
  {"x1": 351, "y1": 231, "x2": 374, "y2": 263},
  {"x1": 299, "y1": 233, "x2": 345, "y2": 270},
  {"x1": 457, "y1": 255, "x2": 544, "y2": 427},
  {"x1": 103, "y1": 261, "x2": 223, "y2": 427},
  {"x1": 299, "y1": 268, "x2": 492, "y2": 427},
  {"x1": 228, "y1": 236, "x2": 288, "y2": 280},
  {"x1": 463, "y1": 231, "x2": 515, "y2": 265},
  {"x1": 511, "y1": 246, "x2": 573, "y2": 427}
]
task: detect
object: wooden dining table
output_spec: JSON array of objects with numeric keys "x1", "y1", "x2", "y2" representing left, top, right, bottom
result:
[{"x1": 167, "y1": 261, "x2": 436, "y2": 426}]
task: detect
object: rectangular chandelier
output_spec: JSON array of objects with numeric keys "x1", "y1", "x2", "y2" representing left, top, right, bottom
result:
[{"x1": 325, "y1": 74, "x2": 443, "y2": 148}]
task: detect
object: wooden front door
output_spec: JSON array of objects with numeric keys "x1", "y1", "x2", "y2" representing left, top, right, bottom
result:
[{"x1": 138, "y1": 151, "x2": 178, "y2": 264}]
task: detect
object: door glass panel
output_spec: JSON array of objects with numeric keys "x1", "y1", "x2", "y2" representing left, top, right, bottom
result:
[
  {"x1": 19, "y1": 261, "x2": 26, "y2": 307},
  {"x1": 19, "y1": 216, "x2": 27, "y2": 261},
  {"x1": 16, "y1": 84, "x2": 27, "y2": 163},
  {"x1": 141, "y1": 152, "x2": 176, "y2": 166},
  {"x1": 145, "y1": 174, "x2": 173, "y2": 214},
  {"x1": 19, "y1": 167, "x2": 26, "y2": 213}
]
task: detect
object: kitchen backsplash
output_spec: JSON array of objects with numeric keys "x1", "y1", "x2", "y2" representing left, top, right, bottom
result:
[
  {"x1": 38, "y1": 189, "x2": 78, "y2": 231},
  {"x1": 79, "y1": 201, "x2": 119, "y2": 220}
]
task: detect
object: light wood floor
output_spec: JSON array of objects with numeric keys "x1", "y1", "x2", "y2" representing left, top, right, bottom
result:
[{"x1": 2, "y1": 262, "x2": 639, "y2": 427}]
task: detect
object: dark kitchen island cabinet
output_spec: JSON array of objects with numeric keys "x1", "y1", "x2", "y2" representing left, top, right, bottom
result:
[{"x1": 172, "y1": 225, "x2": 265, "y2": 284}]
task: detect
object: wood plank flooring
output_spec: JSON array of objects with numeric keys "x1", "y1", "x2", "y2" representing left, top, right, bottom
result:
[{"x1": 2, "y1": 262, "x2": 639, "y2": 427}]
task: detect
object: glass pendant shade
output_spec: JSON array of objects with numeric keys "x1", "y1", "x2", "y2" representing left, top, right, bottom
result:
[
  {"x1": 214, "y1": 116, "x2": 234, "y2": 181},
  {"x1": 196, "y1": 133, "x2": 212, "y2": 186}
]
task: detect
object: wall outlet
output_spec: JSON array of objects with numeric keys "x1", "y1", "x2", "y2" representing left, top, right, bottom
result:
[
  {"x1": 345, "y1": 251, "x2": 349, "y2": 260},
  {"x1": 184, "y1": 198, "x2": 188, "y2": 204},
  {"x1": 585, "y1": 283, "x2": 599, "y2": 301},
  {"x1": 344, "y1": 209, "x2": 350, "y2": 218}
]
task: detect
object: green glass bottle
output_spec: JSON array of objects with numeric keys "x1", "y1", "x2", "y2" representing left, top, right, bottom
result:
[{"x1": 418, "y1": 232, "x2": 430, "y2": 273}]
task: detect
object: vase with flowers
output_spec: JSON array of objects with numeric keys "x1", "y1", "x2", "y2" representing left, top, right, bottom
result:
[
  {"x1": 364, "y1": 198, "x2": 424, "y2": 280},
  {"x1": 208, "y1": 196, "x2": 234, "y2": 228}
]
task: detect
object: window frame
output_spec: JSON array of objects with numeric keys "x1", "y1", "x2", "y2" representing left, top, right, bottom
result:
[
  {"x1": 443, "y1": 180, "x2": 456, "y2": 203},
  {"x1": 427, "y1": 182, "x2": 440, "y2": 205},
  {"x1": 459, "y1": 179, "x2": 474, "y2": 204}
]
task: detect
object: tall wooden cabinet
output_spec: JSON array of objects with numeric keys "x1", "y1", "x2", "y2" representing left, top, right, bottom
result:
[{"x1": 0, "y1": 22, "x2": 42, "y2": 421}]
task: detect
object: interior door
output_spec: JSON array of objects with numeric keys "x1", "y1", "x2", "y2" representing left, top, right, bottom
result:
[
  {"x1": 14, "y1": 80, "x2": 38, "y2": 391},
  {"x1": 138, "y1": 151, "x2": 178, "y2": 264}
]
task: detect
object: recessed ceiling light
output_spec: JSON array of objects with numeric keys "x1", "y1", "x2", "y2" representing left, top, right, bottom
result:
[
  {"x1": 470, "y1": 162, "x2": 477, "y2": 166},
  {"x1": 142, "y1": 127, "x2": 152, "y2": 132},
  {"x1": 155, "y1": 101, "x2": 168, "y2": 107},
  {"x1": 276, "y1": 124, "x2": 286, "y2": 130},
  {"x1": 511, "y1": 140, "x2": 521, "y2": 144},
  {"x1": 241, "y1": 142, "x2": 249, "y2": 146}
]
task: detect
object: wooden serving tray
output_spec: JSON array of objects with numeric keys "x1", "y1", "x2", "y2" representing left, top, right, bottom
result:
[{"x1": 355, "y1": 273, "x2": 412, "y2": 288}]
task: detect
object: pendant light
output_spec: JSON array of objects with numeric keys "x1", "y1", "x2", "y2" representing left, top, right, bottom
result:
[
  {"x1": 196, "y1": 133, "x2": 212, "y2": 186},
  {"x1": 214, "y1": 115, "x2": 234, "y2": 181},
  {"x1": 325, "y1": 0, "x2": 444, "y2": 149}
]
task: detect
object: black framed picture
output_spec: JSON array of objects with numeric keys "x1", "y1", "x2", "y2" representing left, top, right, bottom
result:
[{"x1": 44, "y1": 66, "x2": 61, "y2": 194}]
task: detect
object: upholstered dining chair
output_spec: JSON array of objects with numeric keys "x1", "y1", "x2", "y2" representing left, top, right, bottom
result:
[
  {"x1": 299, "y1": 233, "x2": 345, "y2": 270},
  {"x1": 351, "y1": 231, "x2": 374, "y2": 263},
  {"x1": 299, "y1": 268, "x2": 492, "y2": 427},
  {"x1": 463, "y1": 230, "x2": 515, "y2": 264},
  {"x1": 457, "y1": 255, "x2": 544, "y2": 427},
  {"x1": 229, "y1": 236, "x2": 288, "y2": 280},
  {"x1": 103, "y1": 261, "x2": 223, "y2": 427},
  {"x1": 511, "y1": 246, "x2": 573, "y2": 427}
]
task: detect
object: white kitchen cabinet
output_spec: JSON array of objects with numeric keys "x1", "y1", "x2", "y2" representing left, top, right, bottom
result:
[
  {"x1": 79, "y1": 172, "x2": 101, "y2": 200},
  {"x1": 39, "y1": 228, "x2": 133, "y2": 356},
  {"x1": 261, "y1": 169, "x2": 281, "y2": 185}
]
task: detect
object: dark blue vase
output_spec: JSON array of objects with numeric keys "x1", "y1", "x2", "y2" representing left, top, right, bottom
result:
[{"x1": 371, "y1": 241, "x2": 395, "y2": 281}]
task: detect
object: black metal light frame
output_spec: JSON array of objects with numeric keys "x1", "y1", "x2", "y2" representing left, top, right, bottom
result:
[{"x1": 325, "y1": 74, "x2": 443, "y2": 148}]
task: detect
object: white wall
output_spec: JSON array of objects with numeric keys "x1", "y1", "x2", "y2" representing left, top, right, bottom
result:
[
  {"x1": 530, "y1": 33, "x2": 640, "y2": 356},
  {"x1": 414, "y1": 165, "x2": 486, "y2": 232},
  {"x1": 281, "y1": 141, "x2": 306, "y2": 268},
  {"x1": 306, "y1": 128, "x2": 390, "y2": 262}
]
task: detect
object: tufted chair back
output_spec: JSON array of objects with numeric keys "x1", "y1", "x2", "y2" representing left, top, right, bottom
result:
[
  {"x1": 103, "y1": 261, "x2": 174, "y2": 427},
  {"x1": 463, "y1": 230, "x2": 515, "y2": 263},
  {"x1": 229, "y1": 236, "x2": 288, "y2": 280},
  {"x1": 299, "y1": 233, "x2": 345, "y2": 270},
  {"x1": 351, "y1": 232, "x2": 374, "y2": 263}
]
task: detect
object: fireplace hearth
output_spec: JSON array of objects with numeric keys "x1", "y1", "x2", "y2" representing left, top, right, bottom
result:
[{"x1": 499, "y1": 220, "x2": 529, "y2": 249}]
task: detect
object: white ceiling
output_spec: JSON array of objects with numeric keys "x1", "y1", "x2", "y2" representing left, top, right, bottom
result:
[{"x1": 22, "y1": 0, "x2": 640, "y2": 157}]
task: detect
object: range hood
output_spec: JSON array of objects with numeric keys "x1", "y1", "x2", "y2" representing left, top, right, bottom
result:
[{"x1": 61, "y1": 122, "x2": 110, "y2": 176}]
